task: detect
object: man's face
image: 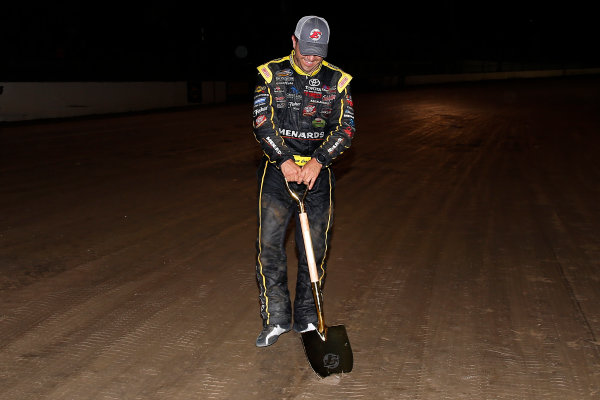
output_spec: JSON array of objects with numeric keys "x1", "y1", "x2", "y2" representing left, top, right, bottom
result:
[{"x1": 292, "y1": 36, "x2": 323, "y2": 74}]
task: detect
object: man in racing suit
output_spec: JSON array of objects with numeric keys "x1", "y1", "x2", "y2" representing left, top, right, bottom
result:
[{"x1": 253, "y1": 16, "x2": 356, "y2": 347}]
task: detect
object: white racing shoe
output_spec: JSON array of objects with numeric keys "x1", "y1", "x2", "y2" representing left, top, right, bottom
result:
[
  {"x1": 295, "y1": 322, "x2": 317, "y2": 333},
  {"x1": 256, "y1": 324, "x2": 291, "y2": 347}
]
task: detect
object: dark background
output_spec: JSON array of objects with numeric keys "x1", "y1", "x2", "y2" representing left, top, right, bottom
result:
[{"x1": 2, "y1": 1, "x2": 599, "y2": 86}]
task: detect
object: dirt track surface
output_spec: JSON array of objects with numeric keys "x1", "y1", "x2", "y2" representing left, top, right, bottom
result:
[{"x1": 2, "y1": 76, "x2": 600, "y2": 399}]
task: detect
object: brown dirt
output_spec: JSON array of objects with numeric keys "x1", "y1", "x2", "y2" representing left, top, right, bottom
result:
[{"x1": 1, "y1": 76, "x2": 600, "y2": 399}]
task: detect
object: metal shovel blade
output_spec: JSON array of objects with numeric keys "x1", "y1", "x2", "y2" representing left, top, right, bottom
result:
[{"x1": 301, "y1": 324, "x2": 353, "y2": 378}]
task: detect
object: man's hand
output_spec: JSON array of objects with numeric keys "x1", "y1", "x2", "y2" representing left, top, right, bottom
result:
[
  {"x1": 300, "y1": 158, "x2": 323, "y2": 190},
  {"x1": 281, "y1": 159, "x2": 302, "y2": 183}
]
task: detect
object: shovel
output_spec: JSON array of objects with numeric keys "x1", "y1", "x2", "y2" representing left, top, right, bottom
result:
[{"x1": 285, "y1": 179, "x2": 353, "y2": 378}]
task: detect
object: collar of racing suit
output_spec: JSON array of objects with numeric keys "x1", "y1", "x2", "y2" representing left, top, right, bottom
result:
[{"x1": 289, "y1": 50, "x2": 323, "y2": 77}]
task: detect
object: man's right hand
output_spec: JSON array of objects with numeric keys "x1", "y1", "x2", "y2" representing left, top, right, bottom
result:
[{"x1": 281, "y1": 159, "x2": 302, "y2": 183}]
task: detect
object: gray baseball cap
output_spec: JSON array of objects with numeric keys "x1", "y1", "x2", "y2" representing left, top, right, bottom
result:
[{"x1": 294, "y1": 16, "x2": 330, "y2": 57}]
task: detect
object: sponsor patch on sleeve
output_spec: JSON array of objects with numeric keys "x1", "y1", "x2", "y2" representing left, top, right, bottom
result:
[
  {"x1": 337, "y1": 72, "x2": 352, "y2": 93},
  {"x1": 258, "y1": 64, "x2": 273, "y2": 83}
]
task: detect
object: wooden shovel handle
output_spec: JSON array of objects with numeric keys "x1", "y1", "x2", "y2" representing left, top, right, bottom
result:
[{"x1": 298, "y1": 212, "x2": 319, "y2": 283}]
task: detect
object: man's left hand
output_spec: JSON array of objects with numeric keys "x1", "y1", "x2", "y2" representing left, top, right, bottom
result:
[{"x1": 300, "y1": 158, "x2": 323, "y2": 190}]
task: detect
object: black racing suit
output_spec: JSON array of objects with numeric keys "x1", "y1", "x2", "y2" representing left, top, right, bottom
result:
[{"x1": 252, "y1": 51, "x2": 355, "y2": 330}]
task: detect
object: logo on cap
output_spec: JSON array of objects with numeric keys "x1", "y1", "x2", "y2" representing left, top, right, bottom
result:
[{"x1": 309, "y1": 29, "x2": 322, "y2": 41}]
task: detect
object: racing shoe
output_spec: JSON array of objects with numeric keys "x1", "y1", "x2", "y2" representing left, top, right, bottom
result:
[
  {"x1": 294, "y1": 322, "x2": 317, "y2": 333},
  {"x1": 256, "y1": 323, "x2": 291, "y2": 347}
]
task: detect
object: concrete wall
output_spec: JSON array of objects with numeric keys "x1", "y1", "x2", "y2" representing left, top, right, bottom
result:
[
  {"x1": 403, "y1": 67, "x2": 600, "y2": 85},
  {"x1": 0, "y1": 81, "x2": 227, "y2": 122},
  {"x1": 2, "y1": 68, "x2": 599, "y2": 122}
]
